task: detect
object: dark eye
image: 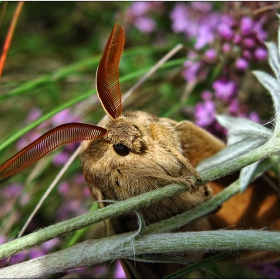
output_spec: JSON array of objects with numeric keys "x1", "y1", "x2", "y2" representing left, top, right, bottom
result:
[{"x1": 113, "y1": 143, "x2": 130, "y2": 156}]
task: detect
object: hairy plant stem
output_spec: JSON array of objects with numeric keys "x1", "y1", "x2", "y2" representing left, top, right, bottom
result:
[
  {"x1": 1, "y1": 230, "x2": 280, "y2": 278},
  {"x1": 0, "y1": 136, "x2": 279, "y2": 262}
]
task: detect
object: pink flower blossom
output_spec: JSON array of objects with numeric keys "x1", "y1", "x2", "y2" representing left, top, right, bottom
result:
[{"x1": 235, "y1": 57, "x2": 248, "y2": 70}]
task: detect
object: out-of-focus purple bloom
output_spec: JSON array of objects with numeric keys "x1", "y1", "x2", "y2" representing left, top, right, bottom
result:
[
  {"x1": 233, "y1": 33, "x2": 242, "y2": 44},
  {"x1": 170, "y1": 3, "x2": 189, "y2": 33},
  {"x1": 128, "y1": 2, "x2": 151, "y2": 17},
  {"x1": 191, "y1": 1, "x2": 212, "y2": 13},
  {"x1": 27, "y1": 108, "x2": 42, "y2": 123},
  {"x1": 228, "y1": 98, "x2": 240, "y2": 115},
  {"x1": 201, "y1": 90, "x2": 213, "y2": 101},
  {"x1": 254, "y1": 47, "x2": 267, "y2": 61},
  {"x1": 251, "y1": 263, "x2": 280, "y2": 278},
  {"x1": 10, "y1": 251, "x2": 28, "y2": 265},
  {"x1": 205, "y1": 49, "x2": 217, "y2": 62},
  {"x1": 52, "y1": 109, "x2": 79, "y2": 126},
  {"x1": 217, "y1": 22, "x2": 234, "y2": 40},
  {"x1": 16, "y1": 131, "x2": 41, "y2": 150},
  {"x1": 240, "y1": 17, "x2": 254, "y2": 36},
  {"x1": 2, "y1": 183, "x2": 22, "y2": 198},
  {"x1": 53, "y1": 151, "x2": 70, "y2": 166},
  {"x1": 213, "y1": 79, "x2": 236, "y2": 102},
  {"x1": 222, "y1": 42, "x2": 231, "y2": 53},
  {"x1": 249, "y1": 111, "x2": 261, "y2": 123},
  {"x1": 134, "y1": 16, "x2": 156, "y2": 33},
  {"x1": 194, "y1": 100, "x2": 216, "y2": 127},
  {"x1": 183, "y1": 60, "x2": 201, "y2": 83},
  {"x1": 41, "y1": 238, "x2": 60, "y2": 251},
  {"x1": 114, "y1": 260, "x2": 126, "y2": 279},
  {"x1": 82, "y1": 187, "x2": 91, "y2": 197},
  {"x1": 0, "y1": 235, "x2": 7, "y2": 244},
  {"x1": 74, "y1": 174, "x2": 85, "y2": 185},
  {"x1": 243, "y1": 37, "x2": 255, "y2": 48},
  {"x1": 221, "y1": 14, "x2": 236, "y2": 26},
  {"x1": 92, "y1": 265, "x2": 108, "y2": 277},
  {"x1": 253, "y1": 21, "x2": 268, "y2": 41},
  {"x1": 64, "y1": 142, "x2": 79, "y2": 152},
  {"x1": 195, "y1": 26, "x2": 215, "y2": 49},
  {"x1": 236, "y1": 57, "x2": 248, "y2": 70},
  {"x1": 58, "y1": 181, "x2": 70, "y2": 195},
  {"x1": 29, "y1": 248, "x2": 45, "y2": 259},
  {"x1": 242, "y1": 50, "x2": 252, "y2": 60}
]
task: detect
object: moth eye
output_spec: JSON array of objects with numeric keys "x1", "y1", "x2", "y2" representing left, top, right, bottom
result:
[{"x1": 113, "y1": 143, "x2": 130, "y2": 156}]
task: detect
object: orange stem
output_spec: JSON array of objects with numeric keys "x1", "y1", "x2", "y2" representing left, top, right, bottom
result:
[{"x1": 0, "y1": 1, "x2": 24, "y2": 77}]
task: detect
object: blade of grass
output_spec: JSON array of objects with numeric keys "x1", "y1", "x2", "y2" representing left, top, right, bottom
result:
[
  {"x1": 0, "y1": 57, "x2": 186, "y2": 152},
  {"x1": 0, "y1": 2, "x2": 8, "y2": 29},
  {"x1": 0, "y1": 45, "x2": 172, "y2": 101},
  {"x1": 163, "y1": 252, "x2": 230, "y2": 278},
  {"x1": 0, "y1": 2, "x2": 24, "y2": 77}
]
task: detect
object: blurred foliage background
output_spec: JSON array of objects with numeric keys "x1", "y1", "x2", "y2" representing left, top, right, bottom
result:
[{"x1": 0, "y1": 1, "x2": 280, "y2": 278}]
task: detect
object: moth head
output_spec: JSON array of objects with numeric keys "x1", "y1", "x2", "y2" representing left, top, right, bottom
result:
[{"x1": 0, "y1": 23, "x2": 125, "y2": 179}]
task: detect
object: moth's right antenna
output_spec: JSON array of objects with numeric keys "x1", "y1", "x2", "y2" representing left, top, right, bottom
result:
[{"x1": 96, "y1": 23, "x2": 125, "y2": 120}]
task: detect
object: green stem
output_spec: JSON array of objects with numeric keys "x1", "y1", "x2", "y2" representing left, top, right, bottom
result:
[{"x1": 1, "y1": 230, "x2": 280, "y2": 278}]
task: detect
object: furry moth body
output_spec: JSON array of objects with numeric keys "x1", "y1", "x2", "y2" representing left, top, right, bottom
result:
[
  {"x1": 1, "y1": 23, "x2": 279, "y2": 278},
  {"x1": 79, "y1": 111, "x2": 224, "y2": 235}
]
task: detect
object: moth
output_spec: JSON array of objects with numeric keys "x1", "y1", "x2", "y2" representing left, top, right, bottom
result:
[{"x1": 1, "y1": 23, "x2": 280, "y2": 278}]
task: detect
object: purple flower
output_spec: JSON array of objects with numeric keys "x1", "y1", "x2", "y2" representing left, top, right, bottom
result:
[
  {"x1": 240, "y1": 17, "x2": 254, "y2": 36},
  {"x1": 134, "y1": 16, "x2": 156, "y2": 33},
  {"x1": 29, "y1": 248, "x2": 45, "y2": 259},
  {"x1": 191, "y1": 2, "x2": 212, "y2": 13},
  {"x1": 183, "y1": 59, "x2": 201, "y2": 83},
  {"x1": 243, "y1": 37, "x2": 255, "y2": 48},
  {"x1": 93, "y1": 265, "x2": 108, "y2": 277},
  {"x1": 221, "y1": 14, "x2": 236, "y2": 27},
  {"x1": 170, "y1": 3, "x2": 189, "y2": 33},
  {"x1": 249, "y1": 111, "x2": 261, "y2": 123},
  {"x1": 254, "y1": 47, "x2": 267, "y2": 61},
  {"x1": 205, "y1": 49, "x2": 217, "y2": 61},
  {"x1": 253, "y1": 21, "x2": 268, "y2": 41},
  {"x1": 0, "y1": 235, "x2": 7, "y2": 244},
  {"x1": 83, "y1": 187, "x2": 91, "y2": 197},
  {"x1": 242, "y1": 50, "x2": 252, "y2": 60},
  {"x1": 114, "y1": 260, "x2": 126, "y2": 278},
  {"x1": 213, "y1": 79, "x2": 236, "y2": 102},
  {"x1": 217, "y1": 22, "x2": 233, "y2": 40},
  {"x1": 2, "y1": 183, "x2": 22, "y2": 198},
  {"x1": 27, "y1": 108, "x2": 42, "y2": 123},
  {"x1": 195, "y1": 25, "x2": 215, "y2": 49},
  {"x1": 10, "y1": 251, "x2": 28, "y2": 265},
  {"x1": 233, "y1": 33, "x2": 242, "y2": 44},
  {"x1": 222, "y1": 42, "x2": 231, "y2": 53},
  {"x1": 53, "y1": 151, "x2": 70, "y2": 166},
  {"x1": 128, "y1": 2, "x2": 151, "y2": 17},
  {"x1": 228, "y1": 98, "x2": 240, "y2": 114},
  {"x1": 58, "y1": 181, "x2": 70, "y2": 195},
  {"x1": 16, "y1": 131, "x2": 41, "y2": 150},
  {"x1": 235, "y1": 57, "x2": 248, "y2": 70},
  {"x1": 52, "y1": 109, "x2": 79, "y2": 126},
  {"x1": 194, "y1": 100, "x2": 216, "y2": 127},
  {"x1": 201, "y1": 90, "x2": 213, "y2": 101},
  {"x1": 41, "y1": 238, "x2": 60, "y2": 251}
]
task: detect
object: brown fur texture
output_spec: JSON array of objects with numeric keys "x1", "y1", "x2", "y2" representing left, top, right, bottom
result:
[
  {"x1": 79, "y1": 110, "x2": 280, "y2": 278},
  {"x1": 79, "y1": 110, "x2": 226, "y2": 278}
]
